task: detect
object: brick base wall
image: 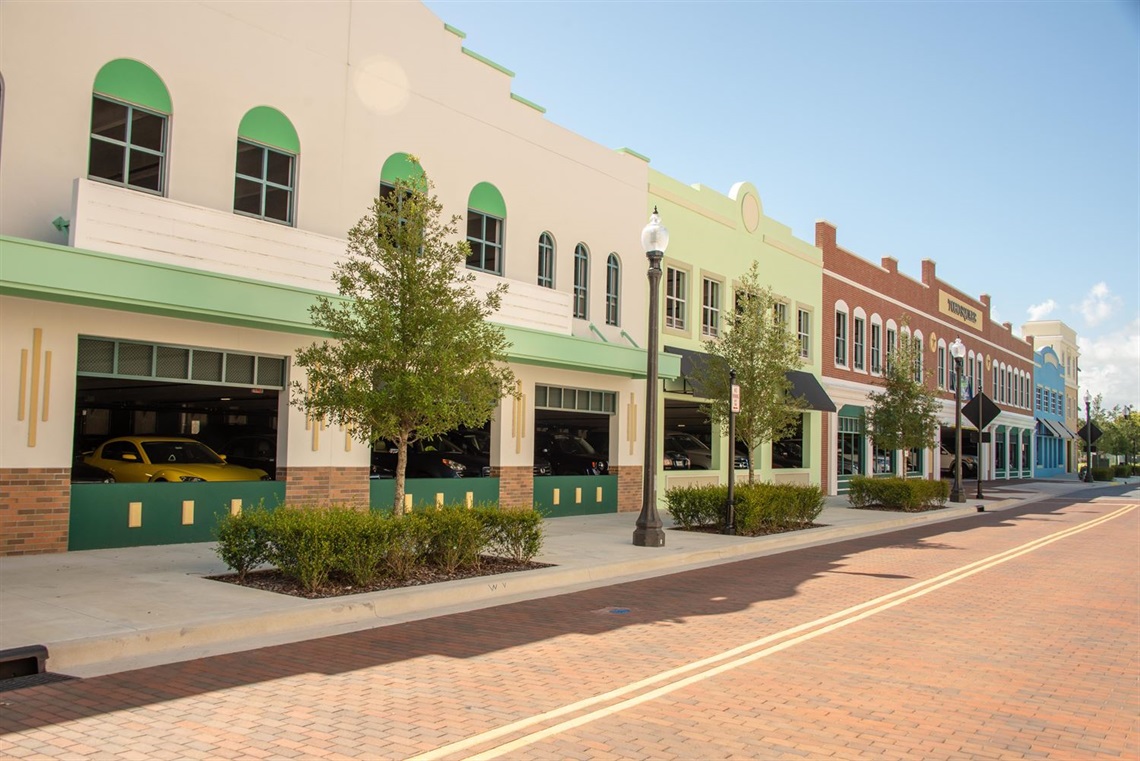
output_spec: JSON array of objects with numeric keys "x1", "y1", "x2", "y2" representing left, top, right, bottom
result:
[
  {"x1": 611, "y1": 465, "x2": 643, "y2": 513},
  {"x1": 279, "y1": 467, "x2": 370, "y2": 508},
  {"x1": 491, "y1": 466, "x2": 533, "y2": 511},
  {"x1": 0, "y1": 468, "x2": 71, "y2": 556}
]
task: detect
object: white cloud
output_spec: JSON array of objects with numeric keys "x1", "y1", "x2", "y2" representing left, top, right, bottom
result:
[
  {"x1": 1078, "y1": 318, "x2": 1140, "y2": 410},
  {"x1": 1079, "y1": 282, "x2": 1118, "y2": 327},
  {"x1": 1026, "y1": 299, "x2": 1056, "y2": 321}
]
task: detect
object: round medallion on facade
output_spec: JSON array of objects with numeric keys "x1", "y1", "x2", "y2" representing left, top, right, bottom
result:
[{"x1": 741, "y1": 193, "x2": 760, "y2": 233}]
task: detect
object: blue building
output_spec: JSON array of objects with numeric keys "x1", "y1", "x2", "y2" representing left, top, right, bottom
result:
[{"x1": 1033, "y1": 346, "x2": 1074, "y2": 477}]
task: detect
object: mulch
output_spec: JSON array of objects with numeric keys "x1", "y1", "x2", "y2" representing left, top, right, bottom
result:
[{"x1": 207, "y1": 556, "x2": 553, "y2": 599}]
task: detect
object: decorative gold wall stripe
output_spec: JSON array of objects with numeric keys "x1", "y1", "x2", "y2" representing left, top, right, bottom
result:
[
  {"x1": 41, "y1": 351, "x2": 52, "y2": 422},
  {"x1": 229, "y1": 498, "x2": 242, "y2": 516},
  {"x1": 512, "y1": 379, "x2": 524, "y2": 454},
  {"x1": 627, "y1": 391, "x2": 637, "y2": 455},
  {"x1": 18, "y1": 349, "x2": 28, "y2": 422},
  {"x1": 128, "y1": 501, "x2": 142, "y2": 528},
  {"x1": 596, "y1": 486, "x2": 603, "y2": 502},
  {"x1": 553, "y1": 488, "x2": 560, "y2": 505},
  {"x1": 404, "y1": 494, "x2": 413, "y2": 511},
  {"x1": 465, "y1": 492, "x2": 473, "y2": 509},
  {"x1": 435, "y1": 492, "x2": 444, "y2": 507},
  {"x1": 181, "y1": 500, "x2": 195, "y2": 525},
  {"x1": 575, "y1": 487, "x2": 582, "y2": 504},
  {"x1": 28, "y1": 329, "x2": 42, "y2": 447}
]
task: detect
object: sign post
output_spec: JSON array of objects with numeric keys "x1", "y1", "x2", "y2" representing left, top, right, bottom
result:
[
  {"x1": 962, "y1": 391, "x2": 1001, "y2": 508},
  {"x1": 724, "y1": 370, "x2": 738, "y2": 535}
]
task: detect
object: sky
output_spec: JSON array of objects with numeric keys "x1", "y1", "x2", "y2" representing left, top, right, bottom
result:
[{"x1": 422, "y1": 0, "x2": 1140, "y2": 412}]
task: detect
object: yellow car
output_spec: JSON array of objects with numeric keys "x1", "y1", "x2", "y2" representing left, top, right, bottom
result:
[{"x1": 84, "y1": 436, "x2": 270, "y2": 483}]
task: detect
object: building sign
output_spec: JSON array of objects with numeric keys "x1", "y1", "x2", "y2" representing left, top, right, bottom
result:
[{"x1": 939, "y1": 290, "x2": 984, "y2": 330}]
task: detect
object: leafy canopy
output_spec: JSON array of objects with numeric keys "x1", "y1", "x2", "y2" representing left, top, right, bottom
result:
[{"x1": 865, "y1": 321, "x2": 940, "y2": 452}]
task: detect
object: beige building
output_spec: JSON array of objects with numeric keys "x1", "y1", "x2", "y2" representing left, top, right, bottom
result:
[{"x1": 1021, "y1": 320, "x2": 1082, "y2": 472}]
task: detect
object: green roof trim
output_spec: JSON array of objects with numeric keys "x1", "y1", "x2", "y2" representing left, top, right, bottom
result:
[
  {"x1": 461, "y1": 47, "x2": 516, "y2": 78},
  {"x1": 444, "y1": 23, "x2": 466, "y2": 39},
  {"x1": 617, "y1": 148, "x2": 651, "y2": 163},
  {"x1": 238, "y1": 106, "x2": 300, "y2": 154},
  {"x1": 510, "y1": 93, "x2": 546, "y2": 114},
  {"x1": 468, "y1": 182, "x2": 506, "y2": 218},
  {"x1": 380, "y1": 152, "x2": 426, "y2": 187},
  {"x1": 92, "y1": 58, "x2": 172, "y2": 114},
  {"x1": 0, "y1": 236, "x2": 679, "y2": 380}
]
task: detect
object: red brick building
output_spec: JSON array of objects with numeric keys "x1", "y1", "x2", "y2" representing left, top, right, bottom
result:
[{"x1": 816, "y1": 221, "x2": 1035, "y2": 495}]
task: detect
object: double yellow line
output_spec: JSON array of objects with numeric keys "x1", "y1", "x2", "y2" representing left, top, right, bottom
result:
[{"x1": 411, "y1": 502, "x2": 1136, "y2": 761}]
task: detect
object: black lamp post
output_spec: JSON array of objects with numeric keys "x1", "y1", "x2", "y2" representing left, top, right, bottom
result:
[
  {"x1": 1084, "y1": 390, "x2": 1093, "y2": 483},
  {"x1": 949, "y1": 337, "x2": 966, "y2": 503},
  {"x1": 633, "y1": 207, "x2": 668, "y2": 547},
  {"x1": 724, "y1": 368, "x2": 737, "y2": 535}
]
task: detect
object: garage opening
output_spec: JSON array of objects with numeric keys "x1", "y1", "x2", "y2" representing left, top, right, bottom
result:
[
  {"x1": 73, "y1": 337, "x2": 284, "y2": 481},
  {"x1": 663, "y1": 398, "x2": 711, "y2": 470},
  {"x1": 533, "y1": 384, "x2": 614, "y2": 476}
]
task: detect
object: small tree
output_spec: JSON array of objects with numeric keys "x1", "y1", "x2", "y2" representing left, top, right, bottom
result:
[
  {"x1": 693, "y1": 261, "x2": 807, "y2": 483},
  {"x1": 293, "y1": 164, "x2": 516, "y2": 513},
  {"x1": 1099, "y1": 404, "x2": 1140, "y2": 466},
  {"x1": 865, "y1": 320, "x2": 940, "y2": 465}
]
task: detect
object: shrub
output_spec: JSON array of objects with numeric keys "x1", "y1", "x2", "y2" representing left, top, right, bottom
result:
[
  {"x1": 421, "y1": 505, "x2": 484, "y2": 574},
  {"x1": 664, "y1": 484, "x2": 728, "y2": 530},
  {"x1": 1091, "y1": 466, "x2": 1114, "y2": 482},
  {"x1": 847, "y1": 476, "x2": 948, "y2": 511},
  {"x1": 734, "y1": 483, "x2": 825, "y2": 536},
  {"x1": 1132, "y1": 465, "x2": 1140, "y2": 476},
  {"x1": 478, "y1": 506, "x2": 545, "y2": 562},
  {"x1": 214, "y1": 503, "x2": 274, "y2": 581},
  {"x1": 330, "y1": 508, "x2": 390, "y2": 586},
  {"x1": 383, "y1": 511, "x2": 431, "y2": 580},
  {"x1": 1112, "y1": 464, "x2": 1131, "y2": 478},
  {"x1": 266, "y1": 506, "x2": 339, "y2": 593}
]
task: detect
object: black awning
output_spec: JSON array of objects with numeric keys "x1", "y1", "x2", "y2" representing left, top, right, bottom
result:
[
  {"x1": 787, "y1": 370, "x2": 837, "y2": 412},
  {"x1": 663, "y1": 346, "x2": 836, "y2": 412}
]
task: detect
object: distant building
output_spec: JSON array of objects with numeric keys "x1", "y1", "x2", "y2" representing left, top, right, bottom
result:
[{"x1": 1021, "y1": 321, "x2": 1081, "y2": 473}]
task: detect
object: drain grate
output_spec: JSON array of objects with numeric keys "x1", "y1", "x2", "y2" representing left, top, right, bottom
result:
[
  {"x1": 0, "y1": 672, "x2": 78, "y2": 694},
  {"x1": 593, "y1": 606, "x2": 632, "y2": 615}
]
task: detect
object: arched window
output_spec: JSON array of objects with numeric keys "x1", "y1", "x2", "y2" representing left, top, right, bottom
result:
[
  {"x1": 467, "y1": 182, "x2": 506, "y2": 275},
  {"x1": 537, "y1": 232, "x2": 555, "y2": 288},
  {"x1": 89, "y1": 59, "x2": 171, "y2": 194},
  {"x1": 379, "y1": 152, "x2": 426, "y2": 196},
  {"x1": 834, "y1": 300, "x2": 849, "y2": 368},
  {"x1": 605, "y1": 253, "x2": 620, "y2": 326},
  {"x1": 572, "y1": 243, "x2": 589, "y2": 320},
  {"x1": 234, "y1": 106, "x2": 299, "y2": 225}
]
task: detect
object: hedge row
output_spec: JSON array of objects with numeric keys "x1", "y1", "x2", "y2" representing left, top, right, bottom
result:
[
  {"x1": 664, "y1": 482, "x2": 824, "y2": 536},
  {"x1": 847, "y1": 476, "x2": 949, "y2": 512},
  {"x1": 215, "y1": 503, "x2": 544, "y2": 592}
]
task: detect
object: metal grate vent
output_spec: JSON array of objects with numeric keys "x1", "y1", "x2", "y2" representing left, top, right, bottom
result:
[
  {"x1": 257, "y1": 356, "x2": 285, "y2": 387},
  {"x1": 77, "y1": 337, "x2": 285, "y2": 389},
  {"x1": 156, "y1": 346, "x2": 189, "y2": 379},
  {"x1": 191, "y1": 351, "x2": 223, "y2": 383},
  {"x1": 225, "y1": 353, "x2": 255, "y2": 385},
  {"x1": 535, "y1": 384, "x2": 616, "y2": 415},
  {"x1": 76, "y1": 338, "x2": 115, "y2": 374},
  {"x1": 117, "y1": 343, "x2": 153, "y2": 376}
]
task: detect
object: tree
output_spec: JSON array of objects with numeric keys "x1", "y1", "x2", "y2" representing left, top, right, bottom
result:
[
  {"x1": 693, "y1": 261, "x2": 807, "y2": 483},
  {"x1": 1098, "y1": 404, "x2": 1140, "y2": 466},
  {"x1": 292, "y1": 164, "x2": 516, "y2": 514},
  {"x1": 865, "y1": 320, "x2": 940, "y2": 466}
]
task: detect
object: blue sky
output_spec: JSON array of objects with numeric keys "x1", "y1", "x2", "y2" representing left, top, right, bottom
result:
[{"x1": 423, "y1": 0, "x2": 1139, "y2": 411}]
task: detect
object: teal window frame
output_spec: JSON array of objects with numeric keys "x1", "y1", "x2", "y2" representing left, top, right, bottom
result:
[
  {"x1": 572, "y1": 243, "x2": 589, "y2": 319},
  {"x1": 538, "y1": 232, "x2": 555, "y2": 288},
  {"x1": 234, "y1": 139, "x2": 296, "y2": 225},
  {"x1": 853, "y1": 316, "x2": 865, "y2": 370},
  {"x1": 701, "y1": 277, "x2": 720, "y2": 337},
  {"x1": 467, "y1": 210, "x2": 504, "y2": 275},
  {"x1": 665, "y1": 267, "x2": 687, "y2": 330},
  {"x1": 605, "y1": 253, "x2": 620, "y2": 326},
  {"x1": 870, "y1": 323, "x2": 881, "y2": 373},
  {"x1": 89, "y1": 95, "x2": 167, "y2": 194},
  {"x1": 834, "y1": 310, "x2": 848, "y2": 366},
  {"x1": 798, "y1": 309, "x2": 811, "y2": 359}
]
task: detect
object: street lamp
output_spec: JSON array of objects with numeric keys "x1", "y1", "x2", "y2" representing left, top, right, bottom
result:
[
  {"x1": 633, "y1": 207, "x2": 669, "y2": 547},
  {"x1": 949, "y1": 337, "x2": 966, "y2": 503},
  {"x1": 1084, "y1": 390, "x2": 1093, "y2": 483}
]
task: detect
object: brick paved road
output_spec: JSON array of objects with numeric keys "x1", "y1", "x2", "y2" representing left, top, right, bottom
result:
[{"x1": 1, "y1": 495, "x2": 1136, "y2": 760}]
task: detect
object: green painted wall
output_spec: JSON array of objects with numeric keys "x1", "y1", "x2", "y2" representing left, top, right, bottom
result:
[
  {"x1": 369, "y1": 478, "x2": 500, "y2": 511},
  {"x1": 69, "y1": 481, "x2": 284, "y2": 551},
  {"x1": 533, "y1": 475, "x2": 617, "y2": 517}
]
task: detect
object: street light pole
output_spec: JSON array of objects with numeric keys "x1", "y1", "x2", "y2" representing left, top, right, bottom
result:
[
  {"x1": 724, "y1": 368, "x2": 737, "y2": 535},
  {"x1": 1084, "y1": 391, "x2": 1093, "y2": 483},
  {"x1": 633, "y1": 207, "x2": 669, "y2": 547},
  {"x1": 949, "y1": 338, "x2": 966, "y2": 503}
]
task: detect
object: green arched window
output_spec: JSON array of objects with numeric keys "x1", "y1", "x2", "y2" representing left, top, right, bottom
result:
[
  {"x1": 380, "y1": 152, "x2": 426, "y2": 192},
  {"x1": 89, "y1": 59, "x2": 171, "y2": 193},
  {"x1": 234, "y1": 106, "x2": 298, "y2": 225},
  {"x1": 466, "y1": 182, "x2": 505, "y2": 275}
]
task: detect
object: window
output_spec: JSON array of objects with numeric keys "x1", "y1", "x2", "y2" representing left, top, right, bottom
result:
[
  {"x1": 798, "y1": 309, "x2": 811, "y2": 359},
  {"x1": 968, "y1": 356, "x2": 975, "y2": 394},
  {"x1": 605, "y1": 253, "x2": 620, "y2": 326},
  {"x1": 537, "y1": 233, "x2": 555, "y2": 288},
  {"x1": 89, "y1": 96, "x2": 166, "y2": 193},
  {"x1": 773, "y1": 302, "x2": 788, "y2": 326},
  {"x1": 1036, "y1": 385, "x2": 1042, "y2": 411},
  {"x1": 573, "y1": 243, "x2": 589, "y2": 320},
  {"x1": 912, "y1": 334, "x2": 923, "y2": 383},
  {"x1": 937, "y1": 346, "x2": 946, "y2": 389},
  {"x1": 834, "y1": 310, "x2": 848, "y2": 366},
  {"x1": 994, "y1": 367, "x2": 1000, "y2": 402},
  {"x1": 701, "y1": 278, "x2": 721, "y2": 337},
  {"x1": 665, "y1": 267, "x2": 687, "y2": 330},
  {"x1": 467, "y1": 211, "x2": 504, "y2": 274},
  {"x1": 234, "y1": 140, "x2": 295, "y2": 224},
  {"x1": 976, "y1": 359, "x2": 983, "y2": 395},
  {"x1": 772, "y1": 415, "x2": 804, "y2": 469},
  {"x1": 853, "y1": 316, "x2": 865, "y2": 371},
  {"x1": 870, "y1": 323, "x2": 882, "y2": 373},
  {"x1": 886, "y1": 327, "x2": 897, "y2": 370}
]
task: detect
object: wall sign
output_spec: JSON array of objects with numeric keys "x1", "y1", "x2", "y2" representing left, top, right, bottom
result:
[{"x1": 939, "y1": 290, "x2": 984, "y2": 330}]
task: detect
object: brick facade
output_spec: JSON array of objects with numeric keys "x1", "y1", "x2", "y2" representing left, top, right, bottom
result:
[
  {"x1": 492, "y1": 465, "x2": 534, "y2": 512},
  {"x1": 611, "y1": 465, "x2": 643, "y2": 513},
  {"x1": 279, "y1": 466, "x2": 370, "y2": 508},
  {"x1": 0, "y1": 467, "x2": 71, "y2": 555}
]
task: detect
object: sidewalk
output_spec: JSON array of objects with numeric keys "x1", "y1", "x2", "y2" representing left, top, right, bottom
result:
[{"x1": 0, "y1": 479, "x2": 1114, "y2": 679}]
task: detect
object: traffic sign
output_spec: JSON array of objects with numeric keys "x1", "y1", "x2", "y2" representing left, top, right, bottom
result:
[
  {"x1": 1077, "y1": 422, "x2": 1103, "y2": 444},
  {"x1": 730, "y1": 384, "x2": 741, "y2": 413},
  {"x1": 962, "y1": 391, "x2": 1000, "y2": 430}
]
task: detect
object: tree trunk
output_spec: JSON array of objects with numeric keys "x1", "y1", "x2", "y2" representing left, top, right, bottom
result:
[{"x1": 393, "y1": 433, "x2": 409, "y2": 515}]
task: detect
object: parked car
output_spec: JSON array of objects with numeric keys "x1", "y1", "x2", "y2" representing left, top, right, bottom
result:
[
  {"x1": 940, "y1": 445, "x2": 977, "y2": 478},
  {"x1": 84, "y1": 436, "x2": 269, "y2": 482},
  {"x1": 219, "y1": 434, "x2": 277, "y2": 479},
  {"x1": 664, "y1": 431, "x2": 712, "y2": 469},
  {"x1": 448, "y1": 429, "x2": 552, "y2": 477},
  {"x1": 70, "y1": 458, "x2": 115, "y2": 483},
  {"x1": 536, "y1": 431, "x2": 608, "y2": 476},
  {"x1": 371, "y1": 438, "x2": 467, "y2": 479}
]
